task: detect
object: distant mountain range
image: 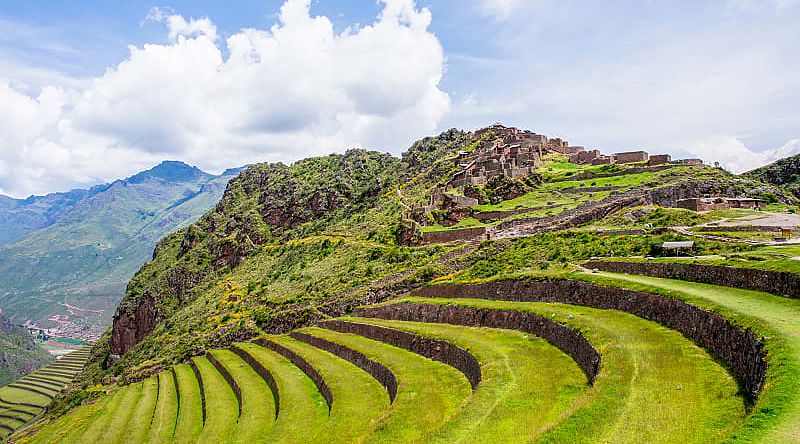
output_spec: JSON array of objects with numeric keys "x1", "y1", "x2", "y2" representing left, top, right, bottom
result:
[{"x1": 0, "y1": 161, "x2": 244, "y2": 339}]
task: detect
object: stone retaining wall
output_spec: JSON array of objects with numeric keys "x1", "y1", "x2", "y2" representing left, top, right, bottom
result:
[
  {"x1": 319, "y1": 320, "x2": 481, "y2": 390},
  {"x1": 413, "y1": 279, "x2": 767, "y2": 400},
  {"x1": 188, "y1": 360, "x2": 206, "y2": 424},
  {"x1": 421, "y1": 227, "x2": 487, "y2": 244},
  {"x1": 585, "y1": 260, "x2": 800, "y2": 299},
  {"x1": 206, "y1": 352, "x2": 242, "y2": 418},
  {"x1": 255, "y1": 338, "x2": 332, "y2": 410},
  {"x1": 355, "y1": 303, "x2": 599, "y2": 384},
  {"x1": 290, "y1": 331, "x2": 398, "y2": 402},
  {"x1": 231, "y1": 345, "x2": 280, "y2": 418}
]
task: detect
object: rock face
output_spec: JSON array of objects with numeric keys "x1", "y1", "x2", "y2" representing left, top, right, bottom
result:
[
  {"x1": 585, "y1": 261, "x2": 800, "y2": 299},
  {"x1": 413, "y1": 278, "x2": 767, "y2": 401}
]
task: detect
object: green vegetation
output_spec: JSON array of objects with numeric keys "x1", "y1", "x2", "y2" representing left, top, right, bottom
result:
[
  {"x1": 173, "y1": 363, "x2": 203, "y2": 442},
  {"x1": 209, "y1": 349, "x2": 276, "y2": 443},
  {"x1": 194, "y1": 356, "x2": 238, "y2": 442},
  {"x1": 234, "y1": 342, "x2": 329, "y2": 443},
  {"x1": 0, "y1": 315, "x2": 52, "y2": 386},
  {"x1": 345, "y1": 317, "x2": 586, "y2": 443},
  {"x1": 395, "y1": 297, "x2": 745, "y2": 443},
  {"x1": 267, "y1": 335, "x2": 389, "y2": 443},
  {"x1": 149, "y1": 371, "x2": 178, "y2": 442},
  {"x1": 302, "y1": 326, "x2": 472, "y2": 443},
  {"x1": 585, "y1": 272, "x2": 800, "y2": 442},
  {"x1": 746, "y1": 152, "x2": 800, "y2": 199}
]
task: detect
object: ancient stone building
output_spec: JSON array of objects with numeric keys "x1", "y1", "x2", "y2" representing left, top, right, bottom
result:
[
  {"x1": 676, "y1": 197, "x2": 766, "y2": 212},
  {"x1": 613, "y1": 151, "x2": 650, "y2": 164},
  {"x1": 648, "y1": 154, "x2": 672, "y2": 166}
]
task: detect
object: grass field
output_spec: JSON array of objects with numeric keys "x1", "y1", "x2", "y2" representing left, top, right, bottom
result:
[
  {"x1": 268, "y1": 335, "x2": 389, "y2": 443},
  {"x1": 393, "y1": 297, "x2": 745, "y2": 443},
  {"x1": 193, "y1": 356, "x2": 238, "y2": 442},
  {"x1": 172, "y1": 363, "x2": 204, "y2": 443},
  {"x1": 302, "y1": 326, "x2": 472, "y2": 444},
  {"x1": 342, "y1": 317, "x2": 587, "y2": 443},
  {"x1": 233, "y1": 342, "x2": 329, "y2": 443},
  {"x1": 590, "y1": 272, "x2": 800, "y2": 442}
]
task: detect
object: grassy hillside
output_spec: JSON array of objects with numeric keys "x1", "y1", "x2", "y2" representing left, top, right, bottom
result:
[
  {"x1": 746, "y1": 152, "x2": 800, "y2": 198},
  {"x1": 0, "y1": 162, "x2": 243, "y2": 339},
  {"x1": 0, "y1": 316, "x2": 51, "y2": 387}
]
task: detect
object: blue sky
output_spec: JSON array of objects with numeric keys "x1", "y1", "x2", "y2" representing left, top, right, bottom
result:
[{"x1": 0, "y1": 0, "x2": 798, "y2": 197}]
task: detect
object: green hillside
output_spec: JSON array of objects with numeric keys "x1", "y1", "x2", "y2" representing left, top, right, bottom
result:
[
  {"x1": 0, "y1": 162, "x2": 243, "y2": 339},
  {"x1": 9, "y1": 125, "x2": 800, "y2": 443},
  {"x1": 0, "y1": 316, "x2": 51, "y2": 387},
  {"x1": 746, "y1": 152, "x2": 800, "y2": 198}
]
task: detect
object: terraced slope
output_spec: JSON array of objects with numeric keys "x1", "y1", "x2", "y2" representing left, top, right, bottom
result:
[
  {"x1": 0, "y1": 347, "x2": 91, "y2": 440},
  {"x1": 590, "y1": 271, "x2": 800, "y2": 442},
  {"x1": 15, "y1": 266, "x2": 799, "y2": 443}
]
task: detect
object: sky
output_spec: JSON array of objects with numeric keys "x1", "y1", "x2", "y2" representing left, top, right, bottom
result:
[{"x1": 0, "y1": 0, "x2": 799, "y2": 198}]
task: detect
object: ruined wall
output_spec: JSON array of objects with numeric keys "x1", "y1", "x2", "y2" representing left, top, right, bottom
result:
[
  {"x1": 421, "y1": 227, "x2": 487, "y2": 244},
  {"x1": 412, "y1": 279, "x2": 767, "y2": 400},
  {"x1": 289, "y1": 331, "x2": 398, "y2": 402},
  {"x1": 255, "y1": 338, "x2": 333, "y2": 410},
  {"x1": 318, "y1": 320, "x2": 481, "y2": 390},
  {"x1": 355, "y1": 303, "x2": 600, "y2": 384},
  {"x1": 585, "y1": 260, "x2": 800, "y2": 299}
]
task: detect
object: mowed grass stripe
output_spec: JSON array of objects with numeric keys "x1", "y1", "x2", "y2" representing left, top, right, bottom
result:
[
  {"x1": 303, "y1": 326, "x2": 472, "y2": 444},
  {"x1": 269, "y1": 335, "x2": 390, "y2": 443},
  {"x1": 347, "y1": 317, "x2": 587, "y2": 444},
  {"x1": 10, "y1": 380, "x2": 60, "y2": 395},
  {"x1": 593, "y1": 271, "x2": 800, "y2": 443},
  {"x1": 149, "y1": 370, "x2": 178, "y2": 444},
  {"x1": 234, "y1": 342, "x2": 329, "y2": 444},
  {"x1": 68, "y1": 388, "x2": 128, "y2": 443},
  {"x1": 172, "y1": 363, "x2": 203, "y2": 443},
  {"x1": 0, "y1": 387, "x2": 51, "y2": 407},
  {"x1": 208, "y1": 349, "x2": 276, "y2": 443},
  {"x1": 122, "y1": 376, "x2": 159, "y2": 442},
  {"x1": 97, "y1": 383, "x2": 144, "y2": 444},
  {"x1": 193, "y1": 357, "x2": 238, "y2": 442},
  {"x1": 399, "y1": 297, "x2": 745, "y2": 444}
]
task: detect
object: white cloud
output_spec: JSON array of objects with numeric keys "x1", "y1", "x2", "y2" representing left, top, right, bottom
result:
[
  {"x1": 0, "y1": 0, "x2": 448, "y2": 197},
  {"x1": 685, "y1": 136, "x2": 800, "y2": 173},
  {"x1": 478, "y1": 0, "x2": 549, "y2": 21}
]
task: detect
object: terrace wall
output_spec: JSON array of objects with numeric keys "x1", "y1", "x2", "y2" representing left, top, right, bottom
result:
[
  {"x1": 318, "y1": 320, "x2": 482, "y2": 390},
  {"x1": 355, "y1": 303, "x2": 600, "y2": 384},
  {"x1": 412, "y1": 278, "x2": 767, "y2": 400},
  {"x1": 421, "y1": 227, "x2": 487, "y2": 244},
  {"x1": 585, "y1": 260, "x2": 800, "y2": 299}
]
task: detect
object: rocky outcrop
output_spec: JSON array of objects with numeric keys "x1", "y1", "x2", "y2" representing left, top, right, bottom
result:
[
  {"x1": 585, "y1": 260, "x2": 800, "y2": 299},
  {"x1": 355, "y1": 303, "x2": 599, "y2": 384},
  {"x1": 413, "y1": 279, "x2": 767, "y2": 401}
]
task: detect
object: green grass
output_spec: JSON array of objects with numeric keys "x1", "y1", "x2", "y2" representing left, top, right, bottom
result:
[
  {"x1": 394, "y1": 297, "x2": 745, "y2": 443},
  {"x1": 269, "y1": 334, "x2": 390, "y2": 443},
  {"x1": 72, "y1": 388, "x2": 128, "y2": 443},
  {"x1": 607, "y1": 244, "x2": 800, "y2": 274},
  {"x1": 301, "y1": 326, "x2": 472, "y2": 444},
  {"x1": 123, "y1": 377, "x2": 159, "y2": 442},
  {"x1": 0, "y1": 386, "x2": 51, "y2": 407},
  {"x1": 172, "y1": 364, "x2": 203, "y2": 443},
  {"x1": 589, "y1": 272, "x2": 800, "y2": 443},
  {"x1": 96, "y1": 383, "x2": 143, "y2": 444},
  {"x1": 234, "y1": 342, "x2": 329, "y2": 443},
  {"x1": 193, "y1": 356, "x2": 238, "y2": 442},
  {"x1": 149, "y1": 370, "x2": 178, "y2": 443},
  {"x1": 208, "y1": 349, "x2": 276, "y2": 443},
  {"x1": 343, "y1": 317, "x2": 587, "y2": 443}
]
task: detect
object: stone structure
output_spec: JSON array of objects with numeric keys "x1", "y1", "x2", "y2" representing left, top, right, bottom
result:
[
  {"x1": 647, "y1": 154, "x2": 672, "y2": 166},
  {"x1": 412, "y1": 279, "x2": 768, "y2": 400},
  {"x1": 290, "y1": 331, "x2": 398, "y2": 402},
  {"x1": 421, "y1": 227, "x2": 487, "y2": 244},
  {"x1": 676, "y1": 197, "x2": 766, "y2": 212},
  {"x1": 585, "y1": 260, "x2": 800, "y2": 299},
  {"x1": 356, "y1": 302, "x2": 600, "y2": 383},
  {"x1": 319, "y1": 320, "x2": 482, "y2": 390},
  {"x1": 613, "y1": 151, "x2": 650, "y2": 164}
]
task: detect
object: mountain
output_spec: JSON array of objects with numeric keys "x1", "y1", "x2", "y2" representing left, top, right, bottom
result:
[
  {"x1": 0, "y1": 161, "x2": 244, "y2": 340},
  {"x1": 0, "y1": 314, "x2": 52, "y2": 386},
  {"x1": 91, "y1": 126, "x2": 793, "y2": 379},
  {"x1": 746, "y1": 152, "x2": 800, "y2": 198}
]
